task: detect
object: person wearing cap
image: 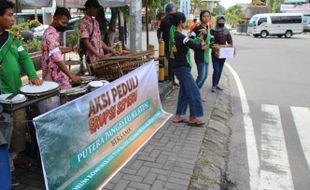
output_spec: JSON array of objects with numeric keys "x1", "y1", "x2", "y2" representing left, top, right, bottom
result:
[
  {"x1": 157, "y1": 3, "x2": 177, "y2": 86},
  {"x1": 79, "y1": 0, "x2": 116, "y2": 64},
  {"x1": 210, "y1": 15, "x2": 233, "y2": 92}
]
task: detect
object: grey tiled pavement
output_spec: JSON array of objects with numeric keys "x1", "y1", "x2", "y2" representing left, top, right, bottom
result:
[{"x1": 104, "y1": 76, "x2": 219, "y2": 190}]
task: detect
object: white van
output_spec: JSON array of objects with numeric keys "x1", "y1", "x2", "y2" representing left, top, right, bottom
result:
[
  {"x1": 303, "y1": 13, "x2": 310, "y2": 32},
  {"x1": 247, "y1": 13, "x2": 304, "y2": 38}
]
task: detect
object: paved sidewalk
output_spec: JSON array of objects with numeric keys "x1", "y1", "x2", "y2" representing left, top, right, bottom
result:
[{"x1": 103, "y1": 70, "x2": 231, "y2": 190}]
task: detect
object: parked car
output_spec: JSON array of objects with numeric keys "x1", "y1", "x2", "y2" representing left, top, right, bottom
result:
[
  {"x1": 20, "y1": 30, "x2": 34, "y2": 41},
  {"x1": 32, "y1": 25, "x2": 49, "y2": 39},
  {"x1": 67, "y1": 17, "x2": 83, "y2": 30},
  {"x1": 303, "y1": 13, "x2": 310, "y2": 32}
]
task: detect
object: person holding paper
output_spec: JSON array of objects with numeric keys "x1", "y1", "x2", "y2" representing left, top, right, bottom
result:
[{"x1": 210, "y1": 15, "x2": 233, "y2": 92}]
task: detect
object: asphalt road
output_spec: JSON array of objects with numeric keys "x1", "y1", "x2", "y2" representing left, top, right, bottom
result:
[{"x1": 226, "y1": 33, "x2": 310, "y2": 190}]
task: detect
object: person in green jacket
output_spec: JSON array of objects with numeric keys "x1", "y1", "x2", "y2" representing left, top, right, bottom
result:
[
  {"x1": 0, "y1": 0, "x2": 42, "y2": 187},
  {"x1": 190, "y1": 10, "x2": 212, "y2": 99},
  {"x1": 0, "y1": 9, "x2": 42, "y2": 93}
]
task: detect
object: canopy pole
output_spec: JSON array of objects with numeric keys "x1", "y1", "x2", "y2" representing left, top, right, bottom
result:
[
  {"x1": 35, "y1": 7, "x2": 38, "y2": 20},
  {"x1": 15, "y1": 0, "x2": 18, "y2": 24},
  {"x1": 145, "y1": 0, "x2": 149, "y2": 49}
]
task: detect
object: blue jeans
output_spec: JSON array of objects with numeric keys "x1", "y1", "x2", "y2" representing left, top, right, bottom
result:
[
  {"x1": 196, "y1": 62, "x2": 209, "y2": 89},
  {"x1": 173, "y1": 67, "x2": 204, "y2": 117},
  {"x1": 0, "y1": 144, "x2": 11, "y2": 190},
  {"x1": 212, "y1": 56, "x2": 226, "y2": 87}
]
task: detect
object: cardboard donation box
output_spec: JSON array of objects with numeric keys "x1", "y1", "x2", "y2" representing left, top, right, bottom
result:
[{"x1": 213, "y1": 44, "x2": 235, "y2": 59}]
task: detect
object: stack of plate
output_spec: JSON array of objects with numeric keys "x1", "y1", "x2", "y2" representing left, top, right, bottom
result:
[
  {"x1": 88, "y1": 80, "x2": 110, "y2": 92},
  {"x1": 0, "y1": 94, "x2": 27, "y2": 104}
]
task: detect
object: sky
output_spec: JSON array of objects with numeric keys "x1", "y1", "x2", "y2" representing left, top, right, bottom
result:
[{"x1": 219, "y1": 0, "x2": 252, "y2": 9}]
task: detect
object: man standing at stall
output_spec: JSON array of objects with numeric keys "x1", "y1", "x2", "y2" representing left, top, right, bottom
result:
[
  {"x1": 79, "y1": 0, "x2": 116, "y2": 65},
  {"x1": 0, "y1": 0, "x2": 43, "y2": 187},
  {"x1": 41, "y1": 7, "x2": 82, "y2": 89},
  {"x1": 157, "y1": 3, "x2": 178, "y2": 86}
]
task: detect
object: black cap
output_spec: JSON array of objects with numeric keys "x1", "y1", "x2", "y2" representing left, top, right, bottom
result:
[{"x1": 84, "y1": 0, "x2": 101, "y2": 8}]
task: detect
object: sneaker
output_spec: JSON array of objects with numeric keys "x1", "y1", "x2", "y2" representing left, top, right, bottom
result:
[
  {"x1": 211, "y1": 87, "x2": 216, "y2": 93},
  {"x1": 216, "y1": 86, "x2": 223, "y2": 91}
]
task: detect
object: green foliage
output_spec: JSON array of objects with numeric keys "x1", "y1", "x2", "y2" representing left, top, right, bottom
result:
[
  {"x1": 28, "y1": 20, "x2": 41, "y2": 28},
  {"x1": 226, "y1": 4, "x2": 245, "y2": 18},
  {"x1": 142, "y1": 0, "x2": 163, "y2": 23},
  {"x1": 120, "y1": 6, "x2": 130, "y2": 23},
  {"x1": 143, "y1": 0, "x2": 162, "y2": 9},
  {"x1": 8, "y1": 19, "x2": 43, "y2": 41},
  {"x1": 224, "y1": 4, "x2": 245, "y2": 27},
  {"x1": 267, "y1": 0, "x2": 282, "y2": 13},
  {"x1": 7, "y1": 19, "x2": 43, "y2": 52},
  {"x1": 67, "y1": 31, "x2": 79, "y2": 47},
  {"x1": 9, "y1": 22, "x2": 29, "y2": 33},
  {"x1": 22, "y1": 39, "x2": 41, "y2": 53},
  {"x1": 212, "y1": 4, "x2": 226, "y2": 16},
  {"x1": 225, "y1": 13, "x2": 241, "y2": 27}
]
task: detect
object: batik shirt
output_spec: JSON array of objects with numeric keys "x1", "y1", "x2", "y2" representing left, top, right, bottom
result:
[
  {"x1": 80, "y1": 15, "x2": 103, "y2": 63},
  {"x1": 41, "y1": 26, "x2": 71, "y2": 90}
]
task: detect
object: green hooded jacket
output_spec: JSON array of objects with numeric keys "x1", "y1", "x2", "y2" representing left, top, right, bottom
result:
[
  {"x1": 0, "y1": 32, "x2": 38, "y2": 94},
  {"x1": 169, "y1": 25, "x2": 192, "y2": 67},
  {"x1": 192, "y1": 26, "x2": 211, "y2": 64}
]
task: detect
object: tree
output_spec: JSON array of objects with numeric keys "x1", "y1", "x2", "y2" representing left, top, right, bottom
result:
[
  {"x1": 267, "y1": 0, "x2": 283, "y2": 13},
  {"x1": 190, "y1": 0, "x2": 205, "y2": 14},
  {"x1": 212, "y1": 4, "x2": 226, "y2": 16},
  {"x1": 143, "y1": 0, "x2": 163, "y2": 23},
  {"x1": 226, "y1": 4, "x2": 245, "y2": 18},
  {"x1": 225, "y1": 4, "x2": 245, "y2": 27}
]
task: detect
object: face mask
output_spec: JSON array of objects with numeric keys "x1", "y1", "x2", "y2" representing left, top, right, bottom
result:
[
  {"x1": 57, "y1": 24, "x2": 67, "y2": 32},
  {"x1": 217, "y1": 23, "x2": 224, "y2": 28}
]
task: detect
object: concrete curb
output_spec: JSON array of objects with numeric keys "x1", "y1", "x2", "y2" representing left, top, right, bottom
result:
[{"x1": 188, "y1": 71, "x2": 234, "y2": 190}]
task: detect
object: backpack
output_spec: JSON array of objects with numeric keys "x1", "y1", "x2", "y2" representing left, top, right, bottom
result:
[{"x1": 79, "y1": 18, "x2": 95, "y2": 56}]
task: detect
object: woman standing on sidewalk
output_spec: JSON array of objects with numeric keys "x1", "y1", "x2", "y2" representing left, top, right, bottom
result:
[
  {"x1": 190, "y1": 10, "x2": 212, "y2": 99},
  {"x1": 210, "y1": 15, "x2": 233, "y2": 92},
  {"x1": 171, "y1": 12, "x2": 207, "y2": 126}
]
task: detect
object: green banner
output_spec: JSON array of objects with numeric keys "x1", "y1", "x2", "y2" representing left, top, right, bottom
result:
[{"x1": 33, "y1": 61, "x2": 172, "y2": 190}]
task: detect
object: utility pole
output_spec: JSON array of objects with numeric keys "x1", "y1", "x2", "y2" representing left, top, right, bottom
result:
[{"x1": 130, "y1": 0, "x2": 142, "y2": 51}]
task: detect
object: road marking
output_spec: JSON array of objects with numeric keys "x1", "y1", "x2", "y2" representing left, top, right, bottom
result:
[
  {"x1": 225, "y1": 63, "x2": 260, "y2": 190},
  {"x1": 291, "y1": 106, "x2": 310, "y2": 170},
  {"x1": 260, "y1": 104, "x2": 294, "y2": 190}
]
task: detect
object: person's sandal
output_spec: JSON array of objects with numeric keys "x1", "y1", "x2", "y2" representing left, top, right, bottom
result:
[
  {"x1": 172, "y1": 118, "x2": 188, "y2": 123},
  {"x1": 188, "y1": 120, "x2": 205, "y2": 127},
  {"x1": 11, "y1": 172, "x2": 20, "y2": 187}
]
